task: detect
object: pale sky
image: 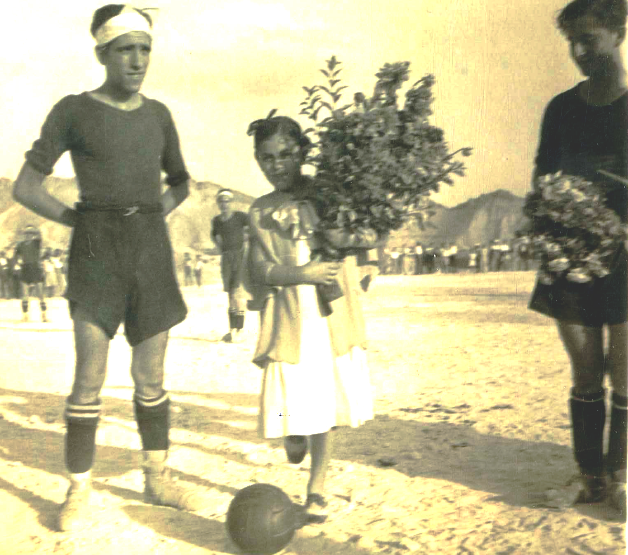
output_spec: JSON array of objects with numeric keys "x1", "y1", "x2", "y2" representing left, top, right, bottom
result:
[{"x1": 0, "y1": 0, "x2": 606, "y2": 206}]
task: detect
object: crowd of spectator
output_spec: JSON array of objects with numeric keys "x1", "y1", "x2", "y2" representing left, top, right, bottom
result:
[
  {"x1": 379, "y1": 238, "x2": 535, "y2": 275},
  {"x1": 0, "y1": 246, "x2": 68, "y2": 299}
]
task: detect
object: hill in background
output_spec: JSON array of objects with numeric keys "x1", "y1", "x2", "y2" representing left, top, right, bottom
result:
[{"x1": 0, "y1": 177, "x2": 526, "y2": 252}]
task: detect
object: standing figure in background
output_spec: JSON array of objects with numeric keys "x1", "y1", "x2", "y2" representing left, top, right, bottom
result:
[
  {"x1": 414, "y1": 242, "x2": 424, "y2": 275},
  {"x1": 480, "y1": 243, "x2": 489, "y2": 273},
  {"x1": 528, "y1": 0, "x2": 627, "y2": 513},
  {"x1": 12, "y1": 4, "x2": 204, "y2": 531},
  {"x1": 211, "y1": 188, "x2": 249, "y2": 343},
  {"x1": 42, "y1": 248, "x2": 58, "y2": 297},
  {"x1": 0, "y1": 250, "x2": 10, "y2": 299},
  {"x1": 194, "y1": 253, "x2": 204, "y2": 288},
  {"x1": 14, "y1": 225, "x2": 47, "y2": 322},
  {"x1": 402, "y1": 246, "x2": 414, "y2": 275},
  {"x1": 182, "y1": 252, "x2": 194, "y2": 287},
  {"x1": 389, "y1": 248, "x2": 401, "y2": 274},
  {"x1": 449, "y1": 243, "x2": 458, "y2": 273},
  {"x1": 52, "y1": 249, "x2": 67, "y2": 295},
  {"x1": 468, "y1": 245, "x2": 478, "y2": 273}
]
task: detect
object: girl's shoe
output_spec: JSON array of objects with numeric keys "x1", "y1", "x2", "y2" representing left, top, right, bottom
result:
[
  {"x1": 574, "y1": 474, "x2": 607, "y2": 504},
  {"x1": 284, "y1": 435, "x2": 307, "y2": 464},
  {"x1": 304, "y1": 493, "x2": 328, "y2": 524}
]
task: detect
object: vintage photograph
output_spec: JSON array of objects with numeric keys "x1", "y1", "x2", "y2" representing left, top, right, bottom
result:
[{"x1": 0, "y1": 0, "x2": 626, "y2": 553}]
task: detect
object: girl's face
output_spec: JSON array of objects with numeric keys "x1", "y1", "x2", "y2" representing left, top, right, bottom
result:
[
  {"x1": 563, "y1": 15, "x2": 624, "y2": 77},
  {"x1": 98, "y1": 31, "x2": 152, "y2": 96},
  {"x1": 255, "y1": 133, "x2": 303, "y2": 191}
]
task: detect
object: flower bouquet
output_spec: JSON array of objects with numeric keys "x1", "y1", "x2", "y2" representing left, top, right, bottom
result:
[
  {"x1": 522, "y1": 171, "x2": 627, "y2": 285},
  {"x1": 295, "y1": 56, "x2": 472, "y2": 305}
]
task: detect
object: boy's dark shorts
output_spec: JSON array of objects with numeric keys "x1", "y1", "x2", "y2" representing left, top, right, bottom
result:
[
  {"x1": 529, "y1": 248, "x2": 627, "y2": 327},
  {"x1": 66, "y1": 206, "x2": 187, "y2": 346},
  {"x1": 221, "y1": 249, "x2": 246, "y2": 293},
  {"x1": 20, "y1": 263, "x2": 44, "y2": 285}
]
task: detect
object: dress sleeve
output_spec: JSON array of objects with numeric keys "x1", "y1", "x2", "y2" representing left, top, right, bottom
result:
[
  {"x1": 25, "y1": 97, "x2": 74, "y2": 176},
  {"x1": 159, "y1": 104, "x2": 191, "y2": 187},
  {"x1": 534, "y1": 97, "x2": 562, "y2": 178}
]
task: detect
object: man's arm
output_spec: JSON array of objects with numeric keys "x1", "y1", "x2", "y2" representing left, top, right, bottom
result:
[
  {"x1": 161, "y1": 180, "x2": 190, "y2": 217},
  {"x1": 12, "y1": 163, "x2": 77, "y2": 227}
]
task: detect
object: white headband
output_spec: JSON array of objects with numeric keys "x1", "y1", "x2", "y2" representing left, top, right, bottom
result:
[
  {"x1": 217, "y1": 190, "x2": 234, "y2": 200},
  {"x1": 95, "y1": 6, "x2": 152, "y2": 46}
]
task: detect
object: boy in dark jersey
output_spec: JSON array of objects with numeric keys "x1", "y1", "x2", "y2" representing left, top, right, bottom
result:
[
  {"x1": 14, "y1": 225, "x2": 47, "y2": 322},
  {"x1": 12, "y1": 4, "x2": 205, "y2": 531},
  {"x1": 528, "y1": 0, "x2": 627, "y2": 514},
  {"x1": 211, "y1": 189, "x2": 249, "y2": 342}
]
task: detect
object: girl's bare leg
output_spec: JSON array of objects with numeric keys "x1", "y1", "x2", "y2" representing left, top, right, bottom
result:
[{"x1": 307, "y1": 431, "x2": 333, "y2": 497}]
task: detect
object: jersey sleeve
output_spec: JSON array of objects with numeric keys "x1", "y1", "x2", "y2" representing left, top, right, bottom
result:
[
  {"x1": 25, "y1": 97, "x2": 74, "y2": 176},
  {"x1": 534, "y1": 96, "x2": 562, "y2": 178},
  {"x1": 158, "y1": 103, "x2": 191, "y2": 187}
]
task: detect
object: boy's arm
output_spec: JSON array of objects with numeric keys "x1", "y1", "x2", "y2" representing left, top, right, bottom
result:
[
  {"x1": 12, "y1": 163, "x2": 77, "y2": 227},
  {"x1": 161, "y1": 180, "x2": 190, "y2": 217}
]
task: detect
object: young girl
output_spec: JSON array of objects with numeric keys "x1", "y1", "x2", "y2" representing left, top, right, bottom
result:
[
  {"x1": 245, "y1": 114, "x2": 382, "y2": 520},
  {"x1": 528, "y1": 0, "x2": 627, "y2": 513}
]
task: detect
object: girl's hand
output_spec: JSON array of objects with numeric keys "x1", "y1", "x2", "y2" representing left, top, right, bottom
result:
[{"x1": 301, "y1": 255, "x2": 342, "y2": 285}]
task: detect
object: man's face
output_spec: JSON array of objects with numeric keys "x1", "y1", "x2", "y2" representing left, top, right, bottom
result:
[
  {"x1": 100, "y1": 31, "x2": 151, "y2": 95},
  {"x1": 218, "y1": 198, "x2": 233, "y2": 214},
  {"x1": 564, "y1": 15, "x2": 622, "y2": 77}
]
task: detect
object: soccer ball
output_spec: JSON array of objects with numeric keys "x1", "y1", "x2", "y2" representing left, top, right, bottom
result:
[{"x1": 226, "y1": 483, "x2": 297, "y2": 555}]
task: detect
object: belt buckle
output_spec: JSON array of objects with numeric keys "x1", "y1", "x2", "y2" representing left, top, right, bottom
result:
[{"x1": 123, "y1": 206, "x2": 139, "y2": 216}]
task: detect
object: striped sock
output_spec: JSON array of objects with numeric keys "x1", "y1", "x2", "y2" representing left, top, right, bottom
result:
[
  {"x1": 134, "y1": 391, "x2": 170, "y2": 451},
  {"x1": 570, "y1": 388, "x2": 606, "y2": 476},
  {"x1": 607, "y1": 392, "x2": 628, "y2": 474},
  {"x1": 65, "y1": 400, "x2": 101, "y2": 474}
]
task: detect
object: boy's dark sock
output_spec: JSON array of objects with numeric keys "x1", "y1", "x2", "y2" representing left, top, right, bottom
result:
[
  {"x1": 21, "y1": 299, "x2": 28, "y2": 313},
  {"x1": 570, "y1": 388, "x2": 606, "y2": 476},
  {"x1": 65, "y1": 400, "x2": 101, "y2": 473},
  {"x1": 235, "y1": 311, "x2": 245, "y2": 330},
  {"x1": 134, "y1": 391, "x2": 170, "y2": 452},
  {"x1": 228, "y1": 309, "x2": 236, "y2": 330},
  {"x1": 607, "y1": 392, "x2": 628, "y2": 474}
]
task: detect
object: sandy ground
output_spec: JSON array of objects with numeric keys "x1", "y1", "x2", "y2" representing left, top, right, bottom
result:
[{"x1": 0, "y1": 269, "x2": 625, "y2": 555}]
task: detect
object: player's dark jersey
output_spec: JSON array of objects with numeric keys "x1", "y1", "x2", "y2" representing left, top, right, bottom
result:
[
  {"x1": 211, "y1": 211, "x2": 249, "y2": 252},
  {"x1": 16, "y1": 238, "x2": 41, "y2": 264}
]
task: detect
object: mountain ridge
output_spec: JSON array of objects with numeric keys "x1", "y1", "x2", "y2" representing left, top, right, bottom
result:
[{"x1": 0, "y1": 177, "x2": 526, "y2": 251}]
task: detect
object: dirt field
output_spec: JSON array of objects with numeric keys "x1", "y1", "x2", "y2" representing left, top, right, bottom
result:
[{"x1": 0, "y1": 270, "x2": 625, "y2": 555}]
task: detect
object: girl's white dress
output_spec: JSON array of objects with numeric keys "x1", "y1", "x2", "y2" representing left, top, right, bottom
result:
[{"x1": 259, "y1": 236, "x2": 374, "y2": 438}]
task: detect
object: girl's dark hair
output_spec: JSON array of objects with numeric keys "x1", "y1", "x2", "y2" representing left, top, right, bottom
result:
[
  {"x1": 247, "y1": 110, "x2": 311, "y2": 152},
  {"x1": 557, "y1": 0, "x2": 627, "y2": 31},
  {"x1": 90, "y1": 4, "x2": 153, "y2": 38}
]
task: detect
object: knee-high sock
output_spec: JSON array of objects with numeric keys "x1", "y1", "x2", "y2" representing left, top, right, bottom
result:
[
  {"x1": 234, "y1": 311, "x2": 245, "y2": 330},
  {"x1": 570, "y1": 388, "x2": 606, "y2": 476},
  {"x1": 65, "y1": 400, "x2": 101, "y2": 474},
  {"x1": 607, "y1": 392, "x2": 628, "y2": 474},
  {"x1": 228, "y1": 309, "x2": 237, "y2": 330},
  {"x1": 21, "y1": 299, "x2": 28, "y2": 313},
  {"x1": 134, "y1": 391, "x2": 170, "y2": 451}
]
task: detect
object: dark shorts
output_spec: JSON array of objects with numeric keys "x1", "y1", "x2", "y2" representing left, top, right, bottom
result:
[
  {"x1": 529, "y1": 248, "x2": 627, "y2": 327},
  {"x1": 19, "y1": 263, "x2": 44, "y2": 284},
  {"x1": 66, "y1": 206, "x2": 187, "y2": 346},
  {"x1": 221, "y1": 249, "x2": 246, "y2": 293}
]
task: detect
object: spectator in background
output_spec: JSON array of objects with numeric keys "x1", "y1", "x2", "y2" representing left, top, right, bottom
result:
[
  {"x1": 183, "y1": 252, "x2": 194, "y2": 287},
  {"x1": 389, "y1": 248, "x2": 401, "y2": 274},
  {"x1": 468, "y1": 245, "x2": 479, "y2": 273},
  {"x1": 52, "y1": 249, "x2": 66, "y2": 295},
  {"x1": 414, "y1": 242, "x2": 424, "y2": 275},
  {"x1": 194, "y1": 253, "x2": 204, "y2": 288},
  {"x1": 0, "y1": 250, "x2": 10, "y2": 299},
  {"x1": 41, "y1": 248, "x2": 57, "y2": 297},
  {"x1": 403, "y1": 246, "x2": 414, "y2": 275}
]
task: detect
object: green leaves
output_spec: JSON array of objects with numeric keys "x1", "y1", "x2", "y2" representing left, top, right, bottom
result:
[{"x1": 298, "y1": 57, "x2": 472, "y2": 236}]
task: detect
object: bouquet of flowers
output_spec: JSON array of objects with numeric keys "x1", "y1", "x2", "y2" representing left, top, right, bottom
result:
[
  {"x1": 522, "y1": 171, "x2": 627, "y2": 285},
  {"x1": 296, "y1": 56, "x2": 472, "y2": 255}
]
